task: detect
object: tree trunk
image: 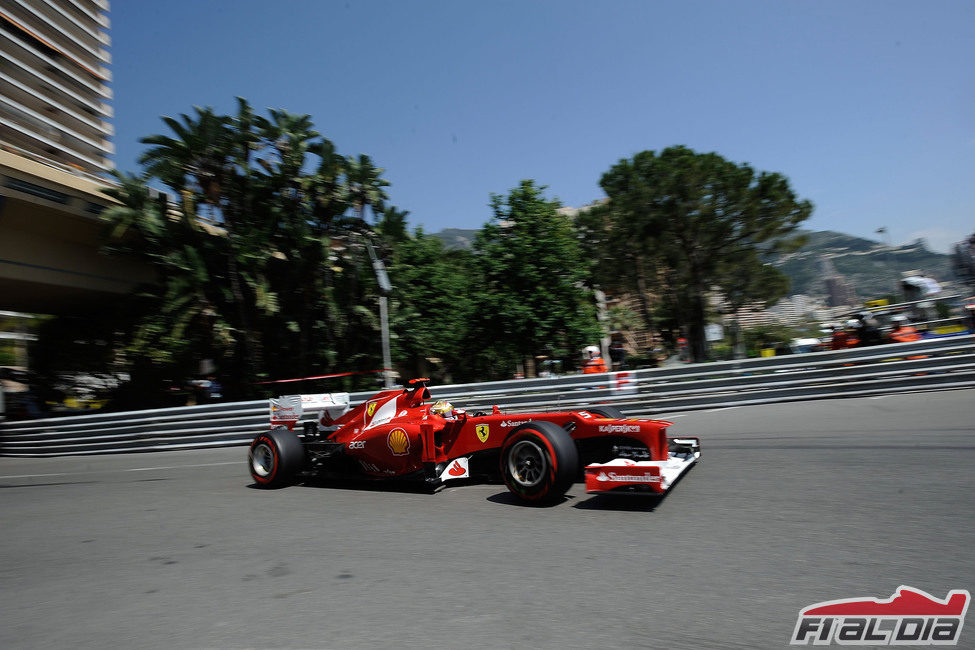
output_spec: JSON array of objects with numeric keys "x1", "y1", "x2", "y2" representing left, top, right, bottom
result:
[
  {"x1": 634, "y1": 257, "x2": 655, "y2": 350},
  {"x1": 688, "y1": 278, "x2": 709, "y2": 363}
]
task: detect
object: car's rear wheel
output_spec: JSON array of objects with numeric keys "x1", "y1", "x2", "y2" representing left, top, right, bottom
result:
[
  {"x1": 249, "y1": 427, "x2": 305, "y2": 488},
  {"x1": 501, "y1": 421, "x2": 579, "y2": 505},
  {"x1": 587, "y1": 405, "x2": 625, "y2": 419}
]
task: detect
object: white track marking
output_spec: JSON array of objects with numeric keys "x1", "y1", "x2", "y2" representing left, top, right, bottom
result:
[
  {"x1": 124, "y1": 461, "x2": 240, "y2": 472},
  {"x1": 0, "y1": 461, "x2": 240, "y2": 481}
]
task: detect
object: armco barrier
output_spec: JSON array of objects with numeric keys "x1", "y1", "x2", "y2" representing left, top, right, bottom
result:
[{"x1": 1, "y1": 335, "x2": 973, "y2": 457}]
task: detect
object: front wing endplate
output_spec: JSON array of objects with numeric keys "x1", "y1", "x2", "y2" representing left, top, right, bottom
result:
[{"x1": 584, "y1": 437, "x2": 700, "y2": 494}]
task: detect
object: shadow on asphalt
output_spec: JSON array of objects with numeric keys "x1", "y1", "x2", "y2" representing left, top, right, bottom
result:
[
  {"x1": 485, "y1": 491, "x2": 577, "y2": 508},
  {"x1": 572, "y1": 494, "x2": 664, "y2": 511},
  {"x1": 247, "y1": 476, "x2": 444, "y2": 494}
]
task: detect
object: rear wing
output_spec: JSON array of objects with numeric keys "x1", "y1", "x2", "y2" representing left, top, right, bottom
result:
[{"x1": 269, "y1": 393, "x2": 351, "y2": 429}]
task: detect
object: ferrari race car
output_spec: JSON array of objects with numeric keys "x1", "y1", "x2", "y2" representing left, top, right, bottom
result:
[{"x1": 248, "y1": 379, "x2": 700, "y2": 505}]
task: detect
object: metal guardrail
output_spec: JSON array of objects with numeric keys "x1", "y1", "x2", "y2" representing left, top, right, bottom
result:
[{"x1": 1, "y1": 335, "x2": 973, "y2": 457}]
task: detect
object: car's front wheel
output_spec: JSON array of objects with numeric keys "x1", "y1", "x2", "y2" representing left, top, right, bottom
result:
[
  {"x1": 249, "y1": 427, "x2": 305, "y2": 488},
  {"x1": 500, "y1": 421, "x2": 579, "y2": 505}
]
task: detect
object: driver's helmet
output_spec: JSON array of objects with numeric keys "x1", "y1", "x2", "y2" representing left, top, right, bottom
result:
[
  {"x1": 584, "y1": 345, "x2": 599, "y2": 357},
  {"x1": 429, "y1": 400, "x2": 454, "y2": 418},
  {"x1": 845, "y1": 319, "x2": 861, "y2": 330}
]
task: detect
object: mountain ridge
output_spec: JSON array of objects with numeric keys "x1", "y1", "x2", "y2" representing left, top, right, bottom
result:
[{"x1": 432, "y1": 227, "x2": 953, "y2": 301}]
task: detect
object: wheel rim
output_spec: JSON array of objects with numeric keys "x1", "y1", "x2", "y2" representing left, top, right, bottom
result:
[
  {"x1": 507, "y1": 439, "x2": 548, "y2": 487},
  {"x1": 251, "y1": 442, "x2": 275, "y2": 478}
]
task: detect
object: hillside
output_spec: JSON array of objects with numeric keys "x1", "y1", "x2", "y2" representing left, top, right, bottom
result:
[
  {"x1": 433, "y1": 227, "x2": 954, "y2": 301},
  {"x1": 772, "y1": 231, "x2": 951, "y2": 299},
  {"x1": 433, "y1": 228, "x2": 480, "y2": 251}
]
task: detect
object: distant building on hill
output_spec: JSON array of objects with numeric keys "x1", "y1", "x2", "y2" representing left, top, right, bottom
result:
[{"x1": 820, "y1": 258, "x2": 858, "y2": 307}]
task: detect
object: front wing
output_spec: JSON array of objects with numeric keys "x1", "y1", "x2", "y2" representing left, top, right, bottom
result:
[{"x1": 584, "y1": 437, "x2": 700, "y2": 494}]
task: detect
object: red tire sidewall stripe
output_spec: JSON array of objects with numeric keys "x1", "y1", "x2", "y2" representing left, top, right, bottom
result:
[
  {"x1": 250, "y1": 435, "x2": 279, "y2": 484},
  {"x1": 503, "y1": 429, "x2": 559, "y2": 500}
]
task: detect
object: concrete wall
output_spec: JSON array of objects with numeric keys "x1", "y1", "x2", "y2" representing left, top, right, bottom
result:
[{"x1": 0, "y1": 150, "x2": 153, "y2": 314}]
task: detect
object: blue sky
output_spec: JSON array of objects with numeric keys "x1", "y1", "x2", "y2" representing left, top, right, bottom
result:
[{"x1": 110, "y1": 0, "x2": 974, "y2": 252}]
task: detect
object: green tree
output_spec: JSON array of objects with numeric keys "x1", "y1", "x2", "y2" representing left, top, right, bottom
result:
[
  {"x1": 472, "y1": 180, "x2": 601, "y2": 378},
  {"x1": 100, "y1": 100, "x2": 397, "y2": 398},
  {"x1": 386, "y1": 229, "x2": 474, "y2": 381},
  {"x1": 599, "y1": 146, "x2": 812, "y2": 362},
  {"x1": 101, "y1": 170, "x2": 237, "y2": 384},
  {"x1": 717, "y1": 249, "x2": 791, "y2": 358}
]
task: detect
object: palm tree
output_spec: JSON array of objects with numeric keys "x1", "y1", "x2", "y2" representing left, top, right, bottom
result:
[
  {"x1": 138, "y1": 106, "x2": 234, "y2": 207},
  {"x1": 101, "y1": 172, "x2": 232, "y2": 377},
  {"x1": 344, "y1": 154, "x2": 389, "y2": 224},
  {"x1": 137, "y1": 105, "x2": 268, "y2": 387},
  {"x1": 104, "y1": 101, "x2": 401, "y2": 394},
  {"x1": 377, "y1": 205, "x2": 410, "y2": 244}
]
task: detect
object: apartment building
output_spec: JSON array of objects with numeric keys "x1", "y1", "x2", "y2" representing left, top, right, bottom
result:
[{"x1": 0, "y1": 0, "x2": 112, "y2": 174}]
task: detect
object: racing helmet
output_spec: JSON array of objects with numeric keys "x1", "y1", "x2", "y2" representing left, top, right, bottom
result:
[
  {"x1": 584, "y1": 345, "x2": 599, "y2": 356},
  {"x1": 429, "y1": 400, "x2": 454, "y2": 418},
  {"x1": 845, "y1": 319, "x2": 861, "y2": 329}
]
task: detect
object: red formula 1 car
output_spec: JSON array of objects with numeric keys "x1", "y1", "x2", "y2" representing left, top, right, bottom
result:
[{"x1": 248, "y1": 379, "x2": 700, "y2": 505}]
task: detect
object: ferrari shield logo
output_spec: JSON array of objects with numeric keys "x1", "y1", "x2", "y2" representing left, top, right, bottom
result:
[
  {"x1": 367, "y1": 402, "x2": 377, "y2": 417},
  {"x1": 475, "y1": 424, "x2": 490, "y2": 443}
]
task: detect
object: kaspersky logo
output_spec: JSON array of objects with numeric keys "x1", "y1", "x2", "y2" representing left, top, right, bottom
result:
[{"x1": 791, "y1": 585, "x2": 970, "y2": 645}]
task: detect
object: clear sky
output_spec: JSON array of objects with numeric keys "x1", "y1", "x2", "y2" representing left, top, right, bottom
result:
[{"x1": 110, "y1": 0, "x2": 974, "y2": 253}]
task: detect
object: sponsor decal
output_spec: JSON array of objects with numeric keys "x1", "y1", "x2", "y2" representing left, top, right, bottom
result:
[
  {"x1": 387, "y1": 428, "x2": 410, "y2": 456},
  {"x1": 398, "y1": 409, "x2": 408, "y2": 417},
  {"x1": 269, "y1": 397, "x2": 302, "y2": 421},
  {"x1": 438, "y1": 457, "x2": 469, "y2": 480},
  {"x1": 448, "y1": 461, "x2": 466, "y2": 476},
  {"x1": 365, "y1": 399, "x2": 397, "y2": 430},
  {"x1": 595, "y1": 471, "x2": 661, "y2": 483},
  {"x1": 612, "y1": 444, "x2": 651, "y2": 459},
  {"x1": 790, "y1": 586, "x2": 970, "y2": 646},
  {"x1": 598, "y1": 424, "x2": 642, "y2": 434},
  {"x1": 475, "y1": 424, "x2": 490, "y2": 443},
  {"x1": 347, "y1": 440, "x2": 365, "y2": 450},
  {"x1": 500, "y1": 420, "x2": 530, "y2": 428},
  {"x1": 579, "y1": 411, "x2": 592, "y2": 418},
  {"x1": 359, "y1": 461, "x2": 380, "y2": 473}
]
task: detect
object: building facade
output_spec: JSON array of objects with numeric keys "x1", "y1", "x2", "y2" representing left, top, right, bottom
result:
[
  {"x1": 0, "y1": 0, "x2": 112, "y2": 175},
  {"x1": 0, "y1": 1, "x2": 151, "y2": 316}
]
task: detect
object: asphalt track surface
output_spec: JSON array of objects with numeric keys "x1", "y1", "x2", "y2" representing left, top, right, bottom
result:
[{"x1": 1, "y1": 389, "x2": 973, "y2": 649}]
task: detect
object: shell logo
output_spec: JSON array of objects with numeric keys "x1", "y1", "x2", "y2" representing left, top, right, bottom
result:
[
  {"x1": 367, "y1": 402, "x2": 377, "y2": 417},
  {"x1": 387, "y1": 428, "x2": 410, "y2": 455}
]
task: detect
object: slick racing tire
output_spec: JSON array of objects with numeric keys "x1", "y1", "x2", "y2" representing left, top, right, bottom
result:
[
  {"x1": 587, "y1": 405, "x2": 625, "y2": 420},
  {"x1": 249, "y1": 427, "x2": 306, "y2": 488},
  {"x1": 501, "y1": 421, "x2": 579, "y2": 505}
]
